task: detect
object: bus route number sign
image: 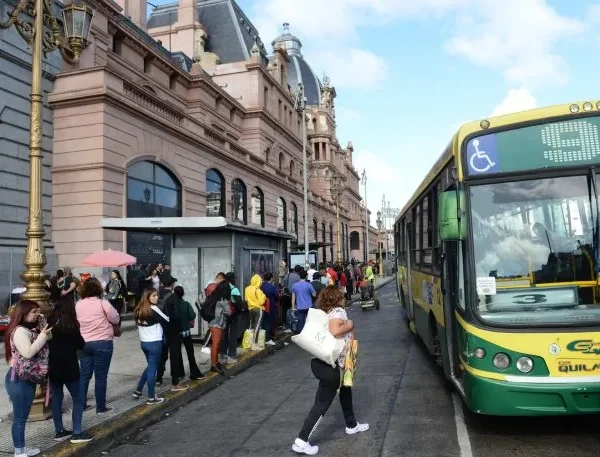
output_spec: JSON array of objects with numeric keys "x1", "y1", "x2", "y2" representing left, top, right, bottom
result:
[{"x1": 466, "y1": 116, "x2": 600, "y2": 176}]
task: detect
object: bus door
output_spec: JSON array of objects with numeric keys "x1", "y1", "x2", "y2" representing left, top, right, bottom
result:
[
  {"x1": 405, "y1": 222, "x2": 415, "y2": 321},
  {"x1": 443, "y1": 240, "x2": 466, "y2": 387}
]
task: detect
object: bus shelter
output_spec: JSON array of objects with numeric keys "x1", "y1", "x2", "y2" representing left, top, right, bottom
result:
[{"x1": 101, "y1": 216, "x2": 295, "y2": 337}]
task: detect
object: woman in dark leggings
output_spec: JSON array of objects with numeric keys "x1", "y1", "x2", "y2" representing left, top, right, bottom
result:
[{"x1": 292, "y1": 286, "x2": 369, "y2": 455}]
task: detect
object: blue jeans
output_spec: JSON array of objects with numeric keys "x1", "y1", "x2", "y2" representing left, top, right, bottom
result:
[
  {"x1": 297, "y1": 309, "x2": 309, "y2": 333},
  {"x1": 80, "y1": 340, "x2": 113, "y2": 412},
  {"x1": 5, "y1": 368, "x2": 36, "y2": 451},
  {"x1": 51, "y1": 379, "x2": 84, "y2": 434},
  {"x1": 136, "y1": 341, "x2": 163, "y2": 399}
]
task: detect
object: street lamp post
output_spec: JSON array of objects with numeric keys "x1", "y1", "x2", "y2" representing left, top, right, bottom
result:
[
  {"x1": 330, "y1": 172, "x2": 343, "y2": 264},
  {"x1": 1, "y1": 0, "x2": 94, "y2": 312},
  {"x1": 361, "y1": 169, "x2": 368, "y2": 263},
  {"x1": 294, "y1": 83, "x2": 309, "y2": 269},
  {"x1": 376, "y1": 211, "x2": 383, "y2": 278}
]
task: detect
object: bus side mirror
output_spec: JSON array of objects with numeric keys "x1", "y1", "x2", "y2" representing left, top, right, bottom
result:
[{"x1": 438, "y1": 190, "x2": 466, "y2": 241}]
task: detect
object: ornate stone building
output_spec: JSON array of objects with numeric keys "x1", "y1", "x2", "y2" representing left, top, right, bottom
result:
[{"x1": 0, "y1": 0, "x2": 378, "y2": 305}]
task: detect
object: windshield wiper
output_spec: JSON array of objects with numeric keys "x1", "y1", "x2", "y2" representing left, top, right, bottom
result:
[{"x1": 586, "y1": 167, "x2": 600, "y2": 276}]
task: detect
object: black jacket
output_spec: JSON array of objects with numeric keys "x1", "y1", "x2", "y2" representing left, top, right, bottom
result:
[
  {"x1": 163, "y1": 293, "x2": 182, "y2": 336},
  {"x1": 48, "y1": 326, "x2": 85, "y2": 383}
]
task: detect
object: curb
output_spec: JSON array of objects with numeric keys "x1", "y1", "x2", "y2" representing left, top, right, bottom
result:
[{"x1": 44, "y1": 335, "x2": 293, "y2": 457}]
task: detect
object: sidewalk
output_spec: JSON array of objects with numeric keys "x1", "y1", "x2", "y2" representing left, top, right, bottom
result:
[{"x1": 0, "y1": 275, "x2": 395, "y2": 457}]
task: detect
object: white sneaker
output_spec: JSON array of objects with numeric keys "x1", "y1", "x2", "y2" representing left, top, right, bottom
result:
[
  {"x1": 227, "y1": 356, "x2": 238, "y2": 364},
  {"x1": 15, "y1": 449, "x2": 41, "y2": 457},
  {"x1": 292, "y1": 438, "x2": 319, "y2": 455},
  {"x1": 346, "y1": 422, "x2": 370, "y2": 435},
  {"x1": 266, "y1": 340, "x2": 276, "y2": 346}
]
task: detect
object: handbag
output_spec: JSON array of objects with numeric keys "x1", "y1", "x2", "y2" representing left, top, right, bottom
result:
[
  {"x1": 342, "y1": 340, "x2": 358, "y2": 387},
  {"x1": 291, "y1": 308, "x2": 345, "y2": 368},
  {"x1": 102, "y1": 300, "x2": 121, "y2": 337},
  {"x1": 11, "y1": 327, "x2": 49, "y2": 384}
]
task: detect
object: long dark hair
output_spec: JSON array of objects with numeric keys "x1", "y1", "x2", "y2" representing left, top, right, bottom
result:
[
  {"x1": 105, "y1": 270, "x2": 125, "y2": 293},
  {"x1": 4, "y1": 300, "x2": 40, "y2": 363},
  {"x1": 48, "y1": 299, "x2": 79, "y2": 333}
]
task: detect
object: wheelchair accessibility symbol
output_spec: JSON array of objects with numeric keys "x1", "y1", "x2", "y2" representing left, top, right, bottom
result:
[{"x1": 469, "y1": 139, "x2": 497, "y2": 173}]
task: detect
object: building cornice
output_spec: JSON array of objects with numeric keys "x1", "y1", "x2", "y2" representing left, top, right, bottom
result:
[{"x1": 48, "y1": 71, "x2": 318, "y2": 203}]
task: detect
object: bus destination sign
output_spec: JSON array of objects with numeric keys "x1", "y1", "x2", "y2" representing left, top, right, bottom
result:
[{"x1": 466, "y1": 116, "x2": 600, "y2": 176}]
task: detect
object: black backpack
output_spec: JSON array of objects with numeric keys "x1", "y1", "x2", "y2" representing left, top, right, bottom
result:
[{"x1": 199, "y1": 293, "x2": 218, "y2": 322}]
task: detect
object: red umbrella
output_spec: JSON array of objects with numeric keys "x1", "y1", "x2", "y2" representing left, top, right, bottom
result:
[{"x1": 83, "y1": 249, "x2": 137, "y2": 267}]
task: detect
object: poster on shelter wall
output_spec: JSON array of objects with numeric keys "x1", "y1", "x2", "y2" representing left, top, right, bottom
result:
[{"x1": 250, "y1": 251, "x2": 275, "y2": 278}]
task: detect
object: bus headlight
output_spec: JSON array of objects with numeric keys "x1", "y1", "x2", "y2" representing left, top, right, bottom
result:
[
  {"x1": 570, "y1": 104, "x2": 580, "y2": 113},
  {"x1": 516, "y1": 356, "x2": 534, "y2": 373},
  {"x1": 474, "y1": 348, "x2": 486, "y2": 359},
  {"x1": 584, "y1": 102, "x2": 593, "y2": 112},
  {"x1": 493, "y1": 353, "x2": 510, "y2": 369}
]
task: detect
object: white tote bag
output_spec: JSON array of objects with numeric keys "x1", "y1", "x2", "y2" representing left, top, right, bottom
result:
[{"x1": 291, "y1": 308, "x2": 345, "y2": 368}]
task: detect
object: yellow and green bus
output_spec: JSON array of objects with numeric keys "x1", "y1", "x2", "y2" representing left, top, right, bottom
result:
[{"x1": 394, "y1": 100, "x2": 600, "y2": 416}]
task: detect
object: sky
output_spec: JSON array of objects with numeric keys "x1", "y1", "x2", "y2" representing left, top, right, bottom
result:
[
  {"x1": 231, "y1": 0, "x2": 600, "y2": 225},
  {"x1": 150, "y1": 0, "x2": 600, "y2": 225}
]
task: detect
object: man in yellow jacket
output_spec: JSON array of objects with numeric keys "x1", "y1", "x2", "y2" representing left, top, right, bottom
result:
[{"x1": 245, "y1": 274, "x2": 267, "y2": 351}]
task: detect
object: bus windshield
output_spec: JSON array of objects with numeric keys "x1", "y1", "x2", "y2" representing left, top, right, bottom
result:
[{"x1": 470, "y1": 174, "x2": 600, "y2": 326}]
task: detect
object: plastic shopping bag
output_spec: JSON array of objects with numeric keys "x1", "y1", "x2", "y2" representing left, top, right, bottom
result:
[
  {"x1": 242, "y1": 329, "x2": 253, "y2": 350},
  {"x1": 257, "y1": 329, "x2": 266, "y2": 350},
  {"x1": 291, "y1": 308, "x2": 345, "y2": 367}
]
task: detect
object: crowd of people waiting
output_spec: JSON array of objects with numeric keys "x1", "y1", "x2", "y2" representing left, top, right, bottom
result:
[{"x1": 3, "y1": 259, "x2": 378, "y2": 457}]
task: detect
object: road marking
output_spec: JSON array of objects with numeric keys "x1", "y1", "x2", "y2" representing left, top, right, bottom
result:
[{"x1": 452, "y1": 393, "x2": 474, "y2": 457}]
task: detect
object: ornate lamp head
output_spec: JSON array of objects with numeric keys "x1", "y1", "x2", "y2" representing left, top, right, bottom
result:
[{"x1": 62, "y1": 3, "x2": 94, "y2": 58}]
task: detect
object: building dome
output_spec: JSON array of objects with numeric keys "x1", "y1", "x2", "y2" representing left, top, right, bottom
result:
[{"x1": 271, "y1": 23, "x2": 321, "y2": 106}]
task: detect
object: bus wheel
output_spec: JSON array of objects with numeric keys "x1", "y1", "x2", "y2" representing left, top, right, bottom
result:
[{"x1": 429, "y1": 315, "x2": 442, "y2": 366}]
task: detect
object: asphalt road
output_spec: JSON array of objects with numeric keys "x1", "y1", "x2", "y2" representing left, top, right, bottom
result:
[{"x1": 103, "y1": 283, "x2": 600, "y2": 457}]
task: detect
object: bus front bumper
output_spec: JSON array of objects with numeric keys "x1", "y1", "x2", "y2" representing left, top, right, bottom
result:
[{"x1": 465, "y1": 372, "x2": 600, "y2": 416}]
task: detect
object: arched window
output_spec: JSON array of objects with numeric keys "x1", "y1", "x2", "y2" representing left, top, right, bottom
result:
[
  {"x1": 206, "y1": 168, "x2": 225, "y2": 217},
  {"x1": 250, "y1": 187, "x2": 264, "y2": 227},
  {"x1": 277, "y1": 197, "x2": 287, "y2": 231},
  {"x1": 279, "y1": 152, "x2": 284, "y2": 170},
  {"x1": 231, "y1": 178, "x2": 247, "y2": 224},
  {"x1": 289, "y1": 202, "x2": 298, "y2": 234},
  {"x1": 313, "y1": 218, "x2": 318, "y2": 242},
  {"x1": 290, "y1": 160, "x2": 295, "y2": 177},
  {"x1": 350, "y1": 231, "x2": 360, "y2": 250},
  {"x1": 127, "y1": 161, "x2": 181, "y2": 218},
  {"x1": 126, "y1": 160, "x2": 181, "y2": 275}
]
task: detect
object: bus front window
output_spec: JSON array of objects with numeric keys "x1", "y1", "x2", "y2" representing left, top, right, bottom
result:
[{"x1": 470, "y1": 175, "x2": 600, "y2": 326}]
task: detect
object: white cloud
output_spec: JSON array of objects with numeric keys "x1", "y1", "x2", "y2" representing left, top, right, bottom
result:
[
  {"x1": 445, "y1": 0, "x2": 581, "y2": 87},
  {"x1": 251, "y1": 0, "x2": 467, "y2": 90},
  {"x1": 314, "y1": 49, "x2": 388, "y2": 89},
  {"x1": 490, "y1": 88, "x2": 537, "y2": 117}
]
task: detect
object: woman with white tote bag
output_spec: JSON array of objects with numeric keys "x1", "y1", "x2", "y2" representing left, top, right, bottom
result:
[{"x1": 291, "y1": 286, "x2": 369, "y2": 455}]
